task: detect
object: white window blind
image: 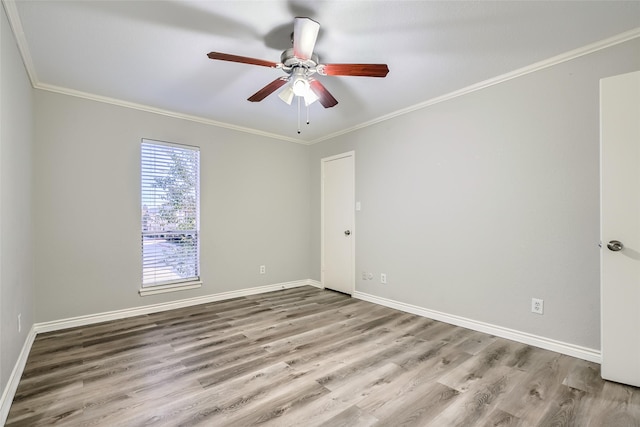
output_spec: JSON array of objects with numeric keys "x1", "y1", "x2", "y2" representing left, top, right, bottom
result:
[{"x1": 141, "y1": 140, "x2": 200, "y2": 287}]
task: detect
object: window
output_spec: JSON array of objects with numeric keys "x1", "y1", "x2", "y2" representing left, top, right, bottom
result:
[{"x1": 141, "y1": 139, "x2": 200, "y2": 294}]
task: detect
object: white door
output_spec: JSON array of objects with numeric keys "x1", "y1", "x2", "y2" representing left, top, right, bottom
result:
[
  {"x1": 322, "y1": 152, "x2": 355, "y2": 295},
  {"x1": 601, "y1": 71, "x2": 640, "y2": 386}
]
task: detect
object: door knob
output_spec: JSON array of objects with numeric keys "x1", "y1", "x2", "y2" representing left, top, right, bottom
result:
[
  {"x1": 607, "y1": 240, "x2": 624, "y2": 251},
  {"x1": 344, "y1": 230, "x2": 351, "y2": 236}
]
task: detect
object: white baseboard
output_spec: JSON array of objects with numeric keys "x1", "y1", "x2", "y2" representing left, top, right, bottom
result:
[
  {"x1": 34, "y1": 279, "x2": 314, "y2": 334},
  {"x1": 0, "y1": 326, "x2": 37, "y2": 426},
  {"x1": 353, "y1": 291, "x2": 601, "y2": 364},
  {"x1": 307, "y1": 279, "x2": 323, "y2": 289}
]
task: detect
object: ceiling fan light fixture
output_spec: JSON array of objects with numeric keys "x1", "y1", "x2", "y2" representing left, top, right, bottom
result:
[
  {"x1": 279, "y1": 68, "x2": 318, "y2": 106},
  {"x1": 292, "y1": 75, "x2": 309, "y2": 96}
]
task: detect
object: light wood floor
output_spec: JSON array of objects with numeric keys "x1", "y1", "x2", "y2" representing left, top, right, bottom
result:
[{"x1": 6, "y1": 286, "x2": 640, "y2": 426}]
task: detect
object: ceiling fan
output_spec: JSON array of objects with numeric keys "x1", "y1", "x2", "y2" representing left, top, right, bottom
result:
[{"x1": 207, "y1": 17, "x2": 389, "y2": 109}]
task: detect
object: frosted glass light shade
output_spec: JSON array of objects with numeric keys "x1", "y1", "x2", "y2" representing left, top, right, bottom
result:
[{"x1": 278, "y1": 86, "x2": 295, "y2": 105}]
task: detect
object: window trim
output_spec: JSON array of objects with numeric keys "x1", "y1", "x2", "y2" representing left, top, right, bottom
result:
[{"x1": 138, "y1": 280, "x2": 202, "y2": 296}]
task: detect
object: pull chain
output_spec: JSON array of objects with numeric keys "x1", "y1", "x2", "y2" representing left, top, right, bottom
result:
[
  {"x1": 297, "y1": 96, "x2": 301, "y2": 134},
  {"x1": 306, "y1": 104, "x2": 310, "y2": 125}
]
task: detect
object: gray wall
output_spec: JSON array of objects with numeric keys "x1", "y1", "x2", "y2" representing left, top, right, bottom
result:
[
  {"x1": 1, "y1": 4, "x2": 35, "y2": 398},
  {"x1": 309, "y1": 38, "x2": 640, "y2": 350},
  {"x1": 33, "y1": 91, "x2": 310, "y2": 322}
]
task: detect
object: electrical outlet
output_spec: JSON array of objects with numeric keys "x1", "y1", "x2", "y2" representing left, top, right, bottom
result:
[
  {"x1": 260, "y1": 265, "x2": 266, "y2": 274},
  {"x1": 531, "y1": 298, "x2": 544, "y2": 315},
  {"x1": 381, "y1": 273, "x2": 387, "y2": 284},
  {"x1": 362, "y1": 271, "x2": 367, "y2": 280},
  {"x1": 18, "y1": 313, "x2": 21, "y2": 333}
]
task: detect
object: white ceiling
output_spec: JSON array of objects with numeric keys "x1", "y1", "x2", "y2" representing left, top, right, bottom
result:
[{"x1": 6, "y1": 1, "x2": 640, "y2": 143}]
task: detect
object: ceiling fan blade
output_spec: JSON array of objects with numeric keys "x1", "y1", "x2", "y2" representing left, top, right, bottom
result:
[
  {"x1": 320, "y1": 63, "x2": 389, "y2": 78},
  {"x1": 293, "y1": 17, "x2": 320, "y2": 60},
  {"x1": 207, "y1": 52, "x2": 279, "y2": 68},
  {"x1": 247, "y1": 77, "x2": 289, "y2": 102},
  {"x1": 309, "y1": 79, "x2": 338, "y2": 108}
]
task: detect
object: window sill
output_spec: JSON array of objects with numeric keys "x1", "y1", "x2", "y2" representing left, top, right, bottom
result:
[{"x1": 139, "y1": 281, "x2": 202, "y2": 296}]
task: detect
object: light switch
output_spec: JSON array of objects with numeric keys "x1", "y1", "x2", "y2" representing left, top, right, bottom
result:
[{"x1": 355, "y1": 201, "x2": 361, "y2": 211}]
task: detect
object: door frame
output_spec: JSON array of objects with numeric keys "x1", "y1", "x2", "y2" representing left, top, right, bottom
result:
[{"x1": 321, "y1": 151, "x2": 355, "y2": 294}]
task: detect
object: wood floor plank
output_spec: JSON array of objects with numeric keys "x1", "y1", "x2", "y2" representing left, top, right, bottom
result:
[
  {"x1": 482, "y1": 408, "x2": 523, "y2": 427},
  {"x1": 324, "y1": 362, "x2": 406, "y2": 400},
  {"x1": 210, "y1": 378, "x2": 330, "y2": 426},
  {"x1": 314, "y1": 335, "x2": 425, "y2": 391},
  {"x1": 264, "y1": 363, "x2": 402, "y2": 427},
  {"x1": 89, "y1": 362, "x2": 300, "y2": 426},
  {"x1": 6, "y1": 286, "x2": 640, "y2": 427},
  {"x1": 356, "y1": 344, "x2": 472, "y2": 418},
  {"x1": 427, "y1": 365, "x2": 527, "y2": 426},
  {"x1": 496, "y1": 351, "x2": 573, "y2": 424},
  {"x1": 453, "y1": 331, "x2": 498, "y2": 355},
  {"x1": 437, "y1": 339, "x2": 520, "y2": 393},
  {"x1": 4, "y1": 380, "x2": 85, "y2": 426},
  {"x1": 261, "y1": 316, "x2": 365, "y2": 354},
  {"x1": 373, "y1": 382, "x2": 461, "y2": 426},
  {"x1": 534, "y1": 385, "x2": 588, "y2": 426},
  {"x1": 317, "y1": 405, "x2": 379, "y2": 427},
  {"x1": 261, "y1": 390, "x2": 353, "y2": 427},
  {"x1": 562, "y1": 358, "x2": 605, "y2": 394},
  {"x1": 584, "y1": 381, "x2": 640, "y2": 427}
]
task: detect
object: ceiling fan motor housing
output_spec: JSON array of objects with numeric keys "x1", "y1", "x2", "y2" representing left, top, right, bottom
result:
[{"x1": 280, "y1": 48, "x2": 319, "y2": 75}]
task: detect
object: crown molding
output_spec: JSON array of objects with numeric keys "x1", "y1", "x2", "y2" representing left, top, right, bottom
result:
[
  {"x1": 2, "y1": 0, "x2": 38, "y2": 85},
  {"x1": 2, "y1": 0, "x2": 306, "y2": 145},
  {"x1": 35, "y1": 82, "x2": 306, "y2": 144},
  {"x1": 4, "y1": 0, "x2": 638, "y2": 146},
  {"x1": 309, "y1": 27, "x2": 640, "y2": 145}
]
